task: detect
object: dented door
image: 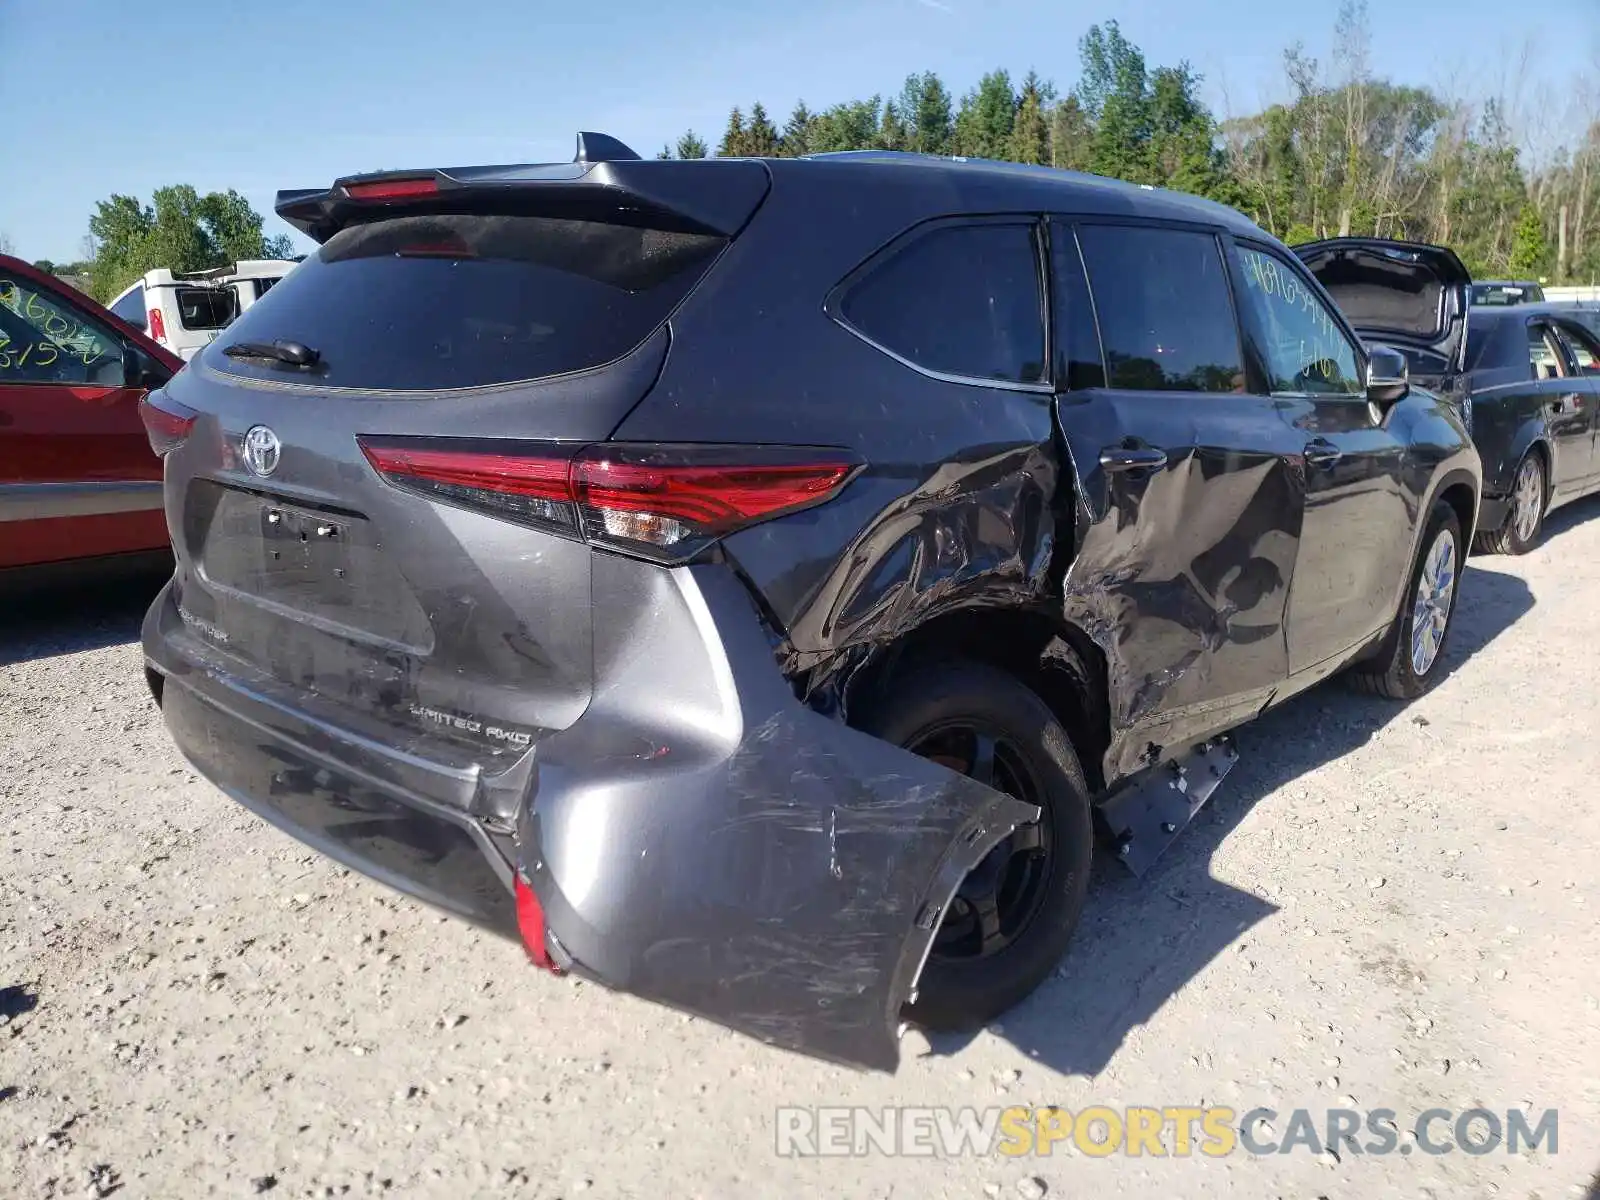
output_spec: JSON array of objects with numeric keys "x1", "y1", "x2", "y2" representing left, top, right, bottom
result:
[{"x1": 1050, "y1": 220, "x2": 1306, "y2": 782}]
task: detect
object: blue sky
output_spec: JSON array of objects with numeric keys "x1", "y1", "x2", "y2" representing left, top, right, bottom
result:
[{"x1": 2, "y1": 0, "x2": 1595, "y2": 262}]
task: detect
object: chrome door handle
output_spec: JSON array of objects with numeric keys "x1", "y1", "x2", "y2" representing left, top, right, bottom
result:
[
  {"x1": 1305, "y1": 441, "x2": 1344, "y2": 470},
  {"x1": 1304, "y1": 440, "x2": 1342, "y2": 468},
  {"x1": 1099, "y1": 445, "x2": 1168, "y2": 472}
]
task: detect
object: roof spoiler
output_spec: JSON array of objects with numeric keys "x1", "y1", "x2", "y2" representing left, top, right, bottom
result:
[{"x1": 274, "y1": 132, "x2": 766, "y2": 244}]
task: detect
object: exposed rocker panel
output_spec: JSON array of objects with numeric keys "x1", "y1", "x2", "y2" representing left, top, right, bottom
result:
[
  {"x1": 0, "y1": 480, "x2": 165, "y2": 523},
  {"x1": 1096, "y1": 736, "x2": 1240, "y2": 876}
]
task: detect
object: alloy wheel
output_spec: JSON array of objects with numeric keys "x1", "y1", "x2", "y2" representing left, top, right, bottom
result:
[{"x1": 1409, "y1": 528, "x2": 1458, "y2": 677}]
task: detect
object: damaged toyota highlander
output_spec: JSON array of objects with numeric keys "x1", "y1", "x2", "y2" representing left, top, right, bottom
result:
[{"x1": 139, "y1": 134, "x2": 1482, "y2": 1072}]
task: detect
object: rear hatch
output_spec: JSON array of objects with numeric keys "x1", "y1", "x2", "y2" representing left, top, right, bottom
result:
[
  {"x1": 1293, "y1": 237, "x2": 1472, "y2": 386},
  {"x1": 153, "y1": 151, "x2": 771, "y2": 785}
]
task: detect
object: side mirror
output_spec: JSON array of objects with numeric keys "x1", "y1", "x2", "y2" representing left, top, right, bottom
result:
[
  {"x1": 1365, "y1": 345, "x2": 1410, "y2": 406},
  {"x1": 123, "y1": 343, "x2": 173, "y2": 390}
]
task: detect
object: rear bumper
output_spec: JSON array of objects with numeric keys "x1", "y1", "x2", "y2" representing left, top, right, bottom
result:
[{"x1": 143, "y1": 562, "x2": 1035, "y2": 1071}]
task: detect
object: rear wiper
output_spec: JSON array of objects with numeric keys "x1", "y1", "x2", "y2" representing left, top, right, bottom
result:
[{"x1": 222, "y1": 339, "x2": 322, "y2": 368}]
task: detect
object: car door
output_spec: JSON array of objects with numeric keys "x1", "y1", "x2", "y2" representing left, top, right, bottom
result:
[
  {"x1": 1228, "y1": 237, "x2": 1413, "y2": 675},
  {"x1": 1549, "y1": 318, "x2": 1600, "y2": 491},
  {"x1": 0, "y1": 266, "x2": 171, "y2": 570},
  {"x1": 1050, "y1": 219, "x2": 1308, "y2": 778},
  {"x1": 1527, "y1": 318, "x2": 1594, "y2": 501}
]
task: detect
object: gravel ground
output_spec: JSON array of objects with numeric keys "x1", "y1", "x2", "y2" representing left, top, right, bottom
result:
[{"x1": 4, "y1": 504, "x2": 1600, "y2": 1200}]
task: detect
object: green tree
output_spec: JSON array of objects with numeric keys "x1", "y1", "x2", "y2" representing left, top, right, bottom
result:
[
  {"x1": 746, "y1": 102, "x2": 780, "y2": 156},
  {"x1": 898, "y1": 72, "x2": 953, "y2": 155},
  {"x1": 84, "y1": 186, "x2": 289, "y2": 302},
  {"x1": 1009, "y1": 72, "x2": 1052, "y2": 165},
  {"x1": 1509, "y1": 203, "x2": 1549, "y2": 276},
  {"x1": 676, "y1": 131, "x2": 710, "y2": 159},
  {"x1": 718, "y1": 108, "x2": 749, "y2": 157},
  {"x1": 877, "y1": 100, "x2": 909, "y2": 151},
  {"x1": 778, "y1": 103, "x2": 814, "y2": 157}
]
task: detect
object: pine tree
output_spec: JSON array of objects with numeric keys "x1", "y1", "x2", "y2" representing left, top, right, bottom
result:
[
  {"x1": 718, "y1": 108, "x2": 749, "y2": 158},
  {"x1": 972, "y1": 70, "x2": 1019, "y2": 160},
  {"x1": 676, "y1": 131, "x2": 710, "y2": 160},
  {"x1": 897, "y1": 72, "x2": 953, "y2": 156},
  {"x1": 746, "y1": 102, "x2": 780, "y2": 157},
  {"x1": 779, "y1": 103, "x2": 815, "y2": 157},
  {"x1": 1509, "y1": 203, "x2": 1549, "y2": 276},
  {"x1": 878, "y1": 100, "x2": 909, "y2": 151},
  {"x1": 1009, "y1": 72, "x2": 1051, "y2": 165}
]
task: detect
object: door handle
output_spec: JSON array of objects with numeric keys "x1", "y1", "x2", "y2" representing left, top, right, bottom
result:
[
  {"x1": 1099, "y1": 445, "x2": 1168, "y2": 473},
  {"x1": 1303, "y1": 439, "x2": 1342, "y2": 468}
]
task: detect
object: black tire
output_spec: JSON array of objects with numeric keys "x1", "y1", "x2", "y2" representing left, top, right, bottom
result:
[
  {"x1": 1474, "y1": 450, "x2": 1545, "y2": 556},
  {"x1": 1350, "y1": 499, "x2": 1464, "y2": 700},
  {"x1": 856, "y1": 659, "x2": 1094, "y2": 1031}
]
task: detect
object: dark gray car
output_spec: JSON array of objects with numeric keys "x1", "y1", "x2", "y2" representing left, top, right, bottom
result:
[
  {"x1": 1296, "y1": 238, "x2": 1600, "y2": 553},
  {"x1": 140, "y1": 137, "x2": 1482, "y2": 1071}
]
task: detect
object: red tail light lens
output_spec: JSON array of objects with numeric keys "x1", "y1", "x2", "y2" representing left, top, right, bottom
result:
[
  {"x1": 357, "y1": 439, "x2": 862, "y2": 563},
  {"x1": 513, "y1": 873, "x2": 560, "y2": 973},
  {"x1": 139, "y1": 391, "x2": 199, "y2": 457},
  {"x1": 147, "y1": 307, "x2": 167, "y2": 343},
  {"x1": 345, "y1": 177, "x2": 439, "y2": 201}
]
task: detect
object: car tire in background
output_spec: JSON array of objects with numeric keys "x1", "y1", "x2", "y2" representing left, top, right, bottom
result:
[
  {"x1": 1474, "y1": 451, "x2": 1546, "y2": 556},
  {"x1": 856, "y1": 659, "x2": 1094, "y2": 1032},
  {"x1": 1350, "y1": 498, "x2": 1465, "y2": 701}
]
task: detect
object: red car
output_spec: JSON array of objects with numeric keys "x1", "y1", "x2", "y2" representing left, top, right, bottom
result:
[{"x1": 0, "y1": 255, "x2": 182, "y2": 585}]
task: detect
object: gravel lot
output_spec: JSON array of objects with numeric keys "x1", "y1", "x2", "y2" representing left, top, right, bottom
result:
[{"x1": 5, "y1": 503, "x2": 1600, "y2": 1200}]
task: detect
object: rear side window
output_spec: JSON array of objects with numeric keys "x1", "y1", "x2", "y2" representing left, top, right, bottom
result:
[
  {"x1": 1077, "y1": 224, "x2": 1244, "y2": 393},
  {"x1": 110, "y1": 285, "x2": 146, "y2": 329},
  {"x1": 254, "y1": 277, "x2": 279, "y2": 299},
  {"x1": 210, "y1": 213, "x2": 726, "y2": 391},
  {"x1": 176, "y1": 286, "x2": 236, "y2": 331},
  {"x1": 837, "y1": 222, "x2": 1046, "y2": 385}
]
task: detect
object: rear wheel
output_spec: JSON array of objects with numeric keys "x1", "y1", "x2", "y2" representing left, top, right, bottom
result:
[
  {"x1": 1350, "y1": 499, "x2": 1463, "y2": 700},
  {"x1": 856, "y1": 660, "x2": 1093, "y2": 1031},
  {"x1": 1475, "y1": 451, "x2": 1545, "y2": 555}
]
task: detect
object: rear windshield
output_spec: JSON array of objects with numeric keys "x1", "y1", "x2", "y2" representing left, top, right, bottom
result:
[
  {"x1": 1472, "y1": 283, "x2": 1543, "y2": 305},
  {"x1": 206, "y1": 213, "x2": 727, "y2": 391},
  {"x1": 176, "y1": 286, "x2": 238, "y2": 330}
]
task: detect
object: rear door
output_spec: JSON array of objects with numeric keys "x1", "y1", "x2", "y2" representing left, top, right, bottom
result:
[
  {"x1": 1229, "y1": 237, "x2": 1412, "y2": 673},
  {"x1": 0, "y1": 267, "x2": 168, "y2": 569},
  {"x1": 1050, "y1": 219, "x2": 1307, "y2": 779},
  {"x1": 1527, "y1": 318, "x2": 1595, "y2": 499},
  {"x1": 1549, "y1": 317, "x2": 1600, "y2": 491}
]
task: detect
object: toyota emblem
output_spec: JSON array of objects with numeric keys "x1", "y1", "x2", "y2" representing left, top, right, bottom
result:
[{"x1": 242, "y1": 425, "x2": 281, "y2": 477}]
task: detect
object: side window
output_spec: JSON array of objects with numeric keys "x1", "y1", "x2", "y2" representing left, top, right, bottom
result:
[
  {"x1": 0, "y1": 275, "x2": 125, "y2": 386},
  {"x1": 110, "y1": 285, "x2": 147, "y2": 330},
  {"x1": 838, "y1": 222, "x2": 1046, "y2": 385},
  {"x1": 176, "y1": 286, "x2": 237, "y2": 331},
  {"x1": 1234, "y1": 244, "x2": 1363, "y2": 395},
  {"x1": 1047, "y1": 222, "x2": 1106, "y2": 390},
  {"x1": 1075, "y1": 224, "x2": 1244, "y2": 392},
  {"x1": 1554, "y1": 323, "x2": 1599, "y2": 375},
  {"x1": 255, "y1": 277, "x2": 279, "y2": 299},
  {"x1": 1527, "y1": 324, "x2": 1569, "y2": 380}
]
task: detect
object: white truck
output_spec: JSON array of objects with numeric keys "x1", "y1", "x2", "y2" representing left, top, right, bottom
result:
[{"x1": 107, "y1": 259, "x2": 298, "y2": 361}]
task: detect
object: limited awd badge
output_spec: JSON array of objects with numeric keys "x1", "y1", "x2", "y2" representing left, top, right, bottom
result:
[{"x1": 242, "y1": 425, "x2": 281, "y2": 477}]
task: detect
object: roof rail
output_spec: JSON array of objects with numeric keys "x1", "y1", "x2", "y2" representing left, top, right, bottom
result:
[{"x1": 574, "y1": 132, "x2": 642, "y2": 164}]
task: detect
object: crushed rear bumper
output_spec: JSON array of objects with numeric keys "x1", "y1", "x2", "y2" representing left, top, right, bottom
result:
[{"x1": 142, "y1": 562, "x2": 1036, "y2": 1071}]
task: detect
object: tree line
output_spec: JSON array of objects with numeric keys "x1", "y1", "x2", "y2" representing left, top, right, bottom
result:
[{"x1": 659, "y1": 8, "x2": 1599, "y2": 284}]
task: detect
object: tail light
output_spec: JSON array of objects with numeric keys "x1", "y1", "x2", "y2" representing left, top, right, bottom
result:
[
  {"x1": 345, "y1": 177, "x2": 439, "y2": 201},
  {"x1": 139, "y1": 390, "x2": 198, "y2": 457},
  {"x1": 147, "y1": 307, "x2": 168, "y2": 344},
  {"x1": 513, "y1": 873, "x2": 560, "y2": 973},
  {"x1": 357, "y1": 438, "x2": 863, "y2": 564}
]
